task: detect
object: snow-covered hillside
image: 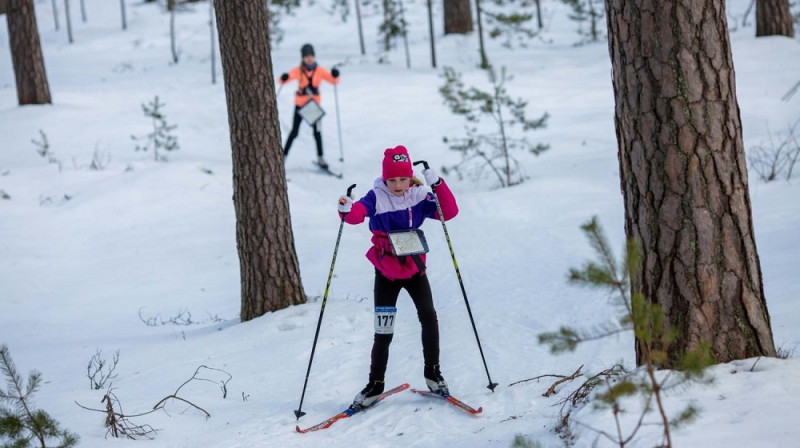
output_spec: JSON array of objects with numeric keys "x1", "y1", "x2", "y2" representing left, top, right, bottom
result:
[{"x1": 1, "y1": 1, "x2": 799, "y2": 447}]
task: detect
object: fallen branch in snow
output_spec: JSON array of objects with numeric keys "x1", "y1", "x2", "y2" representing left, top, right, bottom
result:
[
  {"x1": 783, "y1": 80, "x2": 800, "y2": 102},
  {"x1": 507, "y1": 364, "x2": 584, "y2": 398},
  {"x1": 75, "y1": 387, "x2": 159, "y2": 440},
  {"x1": 507, "y1": 373, "x2": 563, "y2": 387},
  {"x1": 76, "y1": 365, "x2": 232, "y2": 439},
  {"x1": 152, "y1": 365, "x2": 232, "y2": 417},
  {"x1": 553, "y1": 365, "x2": 626, "y2": 447},
  {"x1": 557, "y1": 365, "x2": 624, "y2": 410},
  {"x1": 543, "y1": 365, "x2": 584, "y2": 397}
]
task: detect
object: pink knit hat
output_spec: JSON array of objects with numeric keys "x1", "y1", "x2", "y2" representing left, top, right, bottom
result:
[{"x1": 382, "y1": 145, "x2": 413, "y2": 180}]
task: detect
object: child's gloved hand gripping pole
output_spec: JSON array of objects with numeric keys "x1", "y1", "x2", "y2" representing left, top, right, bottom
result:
[
  {"x1": 413, "y1": 160, "x2": 498, "y2": 392},
  {"x1": 295, "y1": 184, "x2": 357, "y2": 419}
]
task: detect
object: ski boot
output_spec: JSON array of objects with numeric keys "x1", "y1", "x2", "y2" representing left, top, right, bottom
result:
[
  {"x1": 317, "y1": 156, "x2": 329, "y2": 170},
  {"x1": 351, "y1": 379, "x2": 385, "y2": 409},
  {"x1": 424, "y1": 364, "x2": 449, "y2": 396}
]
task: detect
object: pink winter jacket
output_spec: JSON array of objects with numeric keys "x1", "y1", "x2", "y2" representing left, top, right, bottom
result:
[{"x1": 342, "y1": 177, "x2": 458, "y2": 280}]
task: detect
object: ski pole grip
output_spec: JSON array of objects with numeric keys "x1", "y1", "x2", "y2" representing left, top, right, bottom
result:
[
  {"x1": 346, "y1": 184, "x2": 356, "y2": 198},
  {"x1": 413, "y1": 160, "x2": 430, "y2": 170}
]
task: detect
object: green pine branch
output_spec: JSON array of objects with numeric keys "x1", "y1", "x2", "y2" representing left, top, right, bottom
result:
[
  {"x1": 537, "y1": 217, "x2": 714, "y2": 448},
  {"x1": 0, "y1": 345, "x2": 78, "y2": 448}
]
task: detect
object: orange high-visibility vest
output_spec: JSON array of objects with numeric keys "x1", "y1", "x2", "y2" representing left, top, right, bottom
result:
[{"x1": 279, "y1": 65, "x2": 339, "y2": 107}]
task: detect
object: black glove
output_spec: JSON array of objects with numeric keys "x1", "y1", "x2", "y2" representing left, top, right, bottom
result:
[
  {"x1": 280, "y1": 73, "x2": 289, "y2": 82},
  {"x1": 331, "y1": 68, "x2": 340, "y2": 78}
]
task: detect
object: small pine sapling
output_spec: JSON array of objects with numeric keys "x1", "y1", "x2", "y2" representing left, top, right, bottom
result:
[
  {"x1": 440, "y1": 65, "x2": 549, "y2": 188},
  {"x1": 266, "y1": 0, "x2": 301, "y2": 44},
  {"x1": 538, "y1": 217, "x2": 714, "y2": 448},
  {"x1": 511, "y1": 435, "x2": 544, "y2": 448},
  {"x1": 560, "y1": 0, "x2": 605, "y2": 44},
  {"x1": 481, "y1": 0, "x2": 540, "y2": 48},
  {"x1": 376, "y1": 0, "x2": 407, "y2": 63},
  {"x1": 31, "y1": 130, "x2": 63, "y2": 172},
  {"x1": 0, "y1": 344, "x2": 79, "y2": 448},
  {"x1": 132, "y1": 96, "x2": 179, "y2": 161}
]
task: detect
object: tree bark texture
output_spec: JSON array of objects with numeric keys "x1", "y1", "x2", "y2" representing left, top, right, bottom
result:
[
  {"x1": 444, "y1": 0, "x2": 473, "y2": 34},
  {"x1": 605, "y1": 1, "x2": 777, "y2": 367},
  {"x1": 756, "y1": 0, "x2": 794, "y2": 37},
  {"x1": 214, "y1": 0, "x2": 306, "y2": 322},
  {"x1": 7, "y1": 0, "x2": 51, "y2": 104},
  {"x1": 0, "y1": 0, "x2": 7, "y2": 15}
]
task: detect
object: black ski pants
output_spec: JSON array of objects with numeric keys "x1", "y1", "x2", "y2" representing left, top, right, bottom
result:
[
  {"x1": 284, "y1": 106, "x2": 323, "y2": 158},
  {"x1": 368, "y1": 270, "x2": 440, "y2": 382}
]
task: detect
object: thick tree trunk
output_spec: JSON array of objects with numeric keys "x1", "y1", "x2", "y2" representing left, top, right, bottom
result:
[
  {"x1": 756, "y1": 0, "x2": 794, "y2": 37},
  {"x1": 7, "y1": 0, "x2": 52, "y2": 104},
  {"x1": 214, "y1": 0, "x2": 305, "y2": 322},
  {"x1": 605, "y1": 1, "x2": 777, "y2": 367},
  {"x1": 0, "y1": 0, "x2": 7, "y2": 15},
  {"x1": 444, "y1": 0, "x2": 472, "y2": 34}
]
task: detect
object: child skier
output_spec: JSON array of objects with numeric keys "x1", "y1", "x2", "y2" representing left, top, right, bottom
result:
[
  {"x1": 278, "y1": 43, "x2": 339, "y2": 169},
  {"x1": 336, "y1": 145, "x2": 459, "y2": 408}
]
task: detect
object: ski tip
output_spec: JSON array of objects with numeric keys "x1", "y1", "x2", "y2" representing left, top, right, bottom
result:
[
  {"x1": 295, "y1": 425, "x2": 304, "y2": 433},
  {"x1": 475, "y1": 406, "x2": 484, "y2": 414}
]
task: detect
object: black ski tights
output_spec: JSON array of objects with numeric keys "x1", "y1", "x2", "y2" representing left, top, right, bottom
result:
[
  {"x1": 368, "y1": 271, "x2": 440, "y2": 382},
  {"x1": 283, "y1": 106, "x2": 323, "y2": 158}
]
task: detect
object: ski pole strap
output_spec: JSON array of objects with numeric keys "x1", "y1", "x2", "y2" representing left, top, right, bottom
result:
[
  {"x1": 411, "y1": 254, "x2": 426, "y2": 274},
  {"x1": 298, "y1": 66, "x2": 319, "y2": 96},
  {"x1": 394, "y1": 253, "x2": 426, "y2": 275}
]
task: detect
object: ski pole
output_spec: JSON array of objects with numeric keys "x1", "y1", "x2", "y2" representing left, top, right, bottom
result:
[
  {"x1": 275, "y1": 84, "x2": 295, "y2": 144},
  {"x1": 414, "y1": 161, "x2": 498, "y2": 392},
  {"x1": 295, "y1": 184, "x2": 357, "y2": 419},
  {"x1": 332, "y1": 69, "x2": 344, "y2": 163}
]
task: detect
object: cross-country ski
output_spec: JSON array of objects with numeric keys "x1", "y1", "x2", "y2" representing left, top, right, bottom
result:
[
  {"x1": 296, "y1": 383, "x2": 410, "y2": 433},
  {"x1": 411, "y1": 388, "x2": 483, "y2": 415},
  {"x1": 312, "y1": 160, "x2": 343, "y2": 178}
]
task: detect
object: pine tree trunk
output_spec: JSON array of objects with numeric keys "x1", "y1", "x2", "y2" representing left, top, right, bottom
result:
[
  {"x1": 756, "y1": 0, "x2": 794, "y2": 37},
  {"x1": 7, "y1": 0, "x2": 51, "y2": 105},
  {"x1": 0, "y1": 1, "x2": 7, "y2": 15},
  {"x1": 444, "y1": 0, "x2": 472, "y2": 34},
  {"x1": 605, "y1": 1, "x2": 777, "y2": 367},
  {"x1": 214, "y1": 0, "x2": 306, "y2": 322}
]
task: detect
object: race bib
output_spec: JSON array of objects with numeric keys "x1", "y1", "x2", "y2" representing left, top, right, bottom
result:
[{"x1": 374, "y1": 306, "x2": 397, "y2": 335}]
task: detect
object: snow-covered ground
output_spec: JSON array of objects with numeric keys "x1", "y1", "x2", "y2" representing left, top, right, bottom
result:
[{"x1": 1, "y1": 1, "x2": 799, "y2": 447}]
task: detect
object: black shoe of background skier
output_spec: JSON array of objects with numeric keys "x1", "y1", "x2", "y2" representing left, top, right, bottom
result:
[
  {"x1": 424, "y1": 364, "x2": 449, "y2": 396},
  {"x1": 317, "y1": 156, "x2": 329, "y2": 170},
  {"x1": 352, "y1": 379, "x2": 385, "y2": 409}
]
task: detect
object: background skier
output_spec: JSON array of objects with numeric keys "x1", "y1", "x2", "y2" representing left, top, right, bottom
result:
[{"x1": 278, "y1": 43, "x2": 339, "y2": 169}]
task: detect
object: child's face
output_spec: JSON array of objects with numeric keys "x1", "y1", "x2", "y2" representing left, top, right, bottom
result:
[
  {"x1": 303, "y1": 55, "x2": 315, "y2": 66},
  {"x1": 386, "y1": 177, "x2": 411, "y2": 196}
]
